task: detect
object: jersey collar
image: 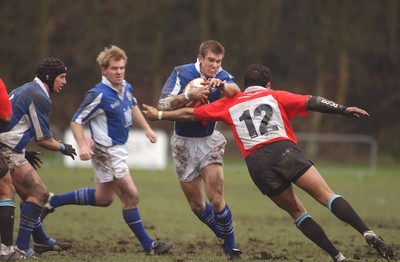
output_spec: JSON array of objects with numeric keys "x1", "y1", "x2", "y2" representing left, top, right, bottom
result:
[
  {"x1": 195, "y1": 59, "x2": 222, "y2": 79},
  {"x1": 101, "y1": 76, "x2": 126, "y2": 94},
  {"x1": 33, "y1": 77, "x2": 50, "y2": 98},
  {"x1": 244, "y1": 85, "x2": 266, "y2": 93}
]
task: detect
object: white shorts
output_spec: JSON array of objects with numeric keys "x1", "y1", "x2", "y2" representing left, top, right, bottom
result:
[
  {"x1": 92, "y1": 143, "x2": 129, "y2": 183},
  {"x1": 0, "y1": 144, "x2": 28, "y2": 171},
  {"x1": 171, "y1": 130, "x2": 226, "y2": 182}
]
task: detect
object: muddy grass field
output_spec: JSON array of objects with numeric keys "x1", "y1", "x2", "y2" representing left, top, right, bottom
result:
[{"x1": 15, "y1": 160, "x2": 400, "y2": 261}]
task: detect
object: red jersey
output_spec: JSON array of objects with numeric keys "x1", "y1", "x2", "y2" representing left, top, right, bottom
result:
[
  {"x1": 0, "y1": 78, "x2": 12, "y2": 119},
  {"x1": 194, "y1": 86, "x2": 310, "y2": 158}
]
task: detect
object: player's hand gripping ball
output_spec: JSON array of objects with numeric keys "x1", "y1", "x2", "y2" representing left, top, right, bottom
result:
[{"x1": 183, "y1": 78, "x2": 209, "y2": 108}]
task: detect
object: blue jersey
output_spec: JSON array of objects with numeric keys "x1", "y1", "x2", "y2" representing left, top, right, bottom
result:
[
  {"x1": 159, "y1": 61, "x2": 235, "y2": 137},
  {"x1": 72, "y1": 77, "x2": 137, "y2": 147},
  {"x1": 0, "y1": 78, "x2": 53, "y2": 153}
]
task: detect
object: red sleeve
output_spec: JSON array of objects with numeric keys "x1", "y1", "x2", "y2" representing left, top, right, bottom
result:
[
  {"x1": 273, "y1": 90, "x2": 310, "y2": 119},
  {"x1": 0, "y1": 79, "x2": 12, "y2": 119},
  {"x1": 194, "y1": 99, "x2": 226, "y2": 125}
]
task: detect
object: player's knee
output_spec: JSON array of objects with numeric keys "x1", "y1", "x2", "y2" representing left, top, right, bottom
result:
[
  {"x1": 96, "y1": 198, "x2": 114, "y2": 207},
  {"x1": 191, "y1": 203, "x2": 205, "y2": 216},
  {"x1": 120, "y1": 190, "x2": 139, "y2": 206},
  {"x1": 210, "y1": 198, "x2": 224, "y2": 211},
  {"x1": 39, "y1": 192, "x2": 50, "y2": 206},
  {"x1": 126, "y1": 195, "x2": 139, "y2": 207}
]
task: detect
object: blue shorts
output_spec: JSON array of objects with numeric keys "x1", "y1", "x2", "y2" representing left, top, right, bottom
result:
[{"x1": 245, "y1": 140, "x2": 313, "y2": 197}]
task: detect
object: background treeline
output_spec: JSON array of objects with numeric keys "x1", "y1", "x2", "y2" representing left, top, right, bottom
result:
[{"x1": 1, "y1": 0, "x2": 399, "y2": 161}]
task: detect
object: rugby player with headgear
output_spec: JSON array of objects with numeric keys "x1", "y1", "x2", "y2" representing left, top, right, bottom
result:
[{"x1": 0, "y1": 58, "x2": 76, "y2": 259}]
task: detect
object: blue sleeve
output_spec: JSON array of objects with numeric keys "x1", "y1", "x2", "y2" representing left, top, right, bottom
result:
[
  {"x1": 159, "y1": 69, "x2": 178, "y2": 99},
  {"x1": 29, "y1": 92, "x2": 53, "y2": 140},
  {"x1": 127, "y1": 84, "x2": 137, "y2": 107},
  {"x1": 159, "y1": 64, "x2": 199, "y2": 100},
  {"x1": 216, "y1": 69, "x2": 236, "y2": 83},
  {"x1": 72, "y1": 89, "x2": 102, "y2": 124}
]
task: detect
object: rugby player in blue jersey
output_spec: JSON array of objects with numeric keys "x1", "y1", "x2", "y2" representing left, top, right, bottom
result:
[
  {"x1": 0, "y1": 58, "x2": 76, "y2": 259},
  {"x1": 157, "y1": 40, "x2": 242, "y2": 260},
  {"x1": 41, "y1": 45, "x2": 173, "y2": 255}
]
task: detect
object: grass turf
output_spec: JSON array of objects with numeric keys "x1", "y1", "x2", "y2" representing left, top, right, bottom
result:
[{"x1": 14, "y1": 157, "x2": 400, "y2": 261}]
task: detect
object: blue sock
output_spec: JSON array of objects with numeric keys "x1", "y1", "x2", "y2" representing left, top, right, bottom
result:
[
  {"x1": 198, "y1": 202, "x2": 222, "y2": 238},
  {"x1": 18, "y1": 200, "x2": 47, "y2": 244},
  {"x1": 123, "y1": 208, "x2": 153, "y2": 251},
  {"x1": 215, "y1": 205, "x2": 237, "y2": 252},
  {"x1": 32, "y1": 219, "x2": 49, "y2": 244},
  {"x1": 16, "y1": 202, "x2": 42, "y2": 250},
  {"x1": 51, "y1": 188, "x2": 96, "y2": 207}
]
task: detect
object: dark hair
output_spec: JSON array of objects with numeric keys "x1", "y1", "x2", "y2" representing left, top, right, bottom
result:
[
  {"x1": 244, "y1": 63, "x2": 272, "y2": 88},
  {"x1": 199, "y1": 40, "x2": 225, "y2": 58},
  {"x1": 36, "y1": 58, "x2": 67, "y2": 92}
]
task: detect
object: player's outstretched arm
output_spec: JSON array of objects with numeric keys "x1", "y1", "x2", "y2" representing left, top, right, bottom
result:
[
  {"x1": 25, "y1": 151, "x2": 43, "y2": 170},
  {"x1": 132, "y1": 105, "x2": 157, "y2": 143},
  {"x1": 158, "y1": 84, "x2": 210, "y2": 111},
  {"x1": 70, "y1": 121, "x2": 93, "y2": 160},
  {"x1": 343, "y1": 106, "x2": 369, "y2": 117},
  {"x1": 35, "y1": 137, "x2": 77, "y2": 159},
  {"x1": 306, "y1": 96, "x2": 369, "y2": 118},
  {"x1": 142, "y1": 104, "x2": 196, "y2": 122},
  {"x1": 208, "y1": 78, "x2": 240, "y2": 98}
]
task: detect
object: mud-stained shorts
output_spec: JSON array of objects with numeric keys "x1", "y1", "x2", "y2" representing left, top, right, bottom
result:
[
  {"x1": 171, "y1": 130, "x2": 226, "y2": 182},
  {"x1": 0, "y1": 143, "x2": 28, "y2": 172},
  {"x1": 245, "y1": 140, "x2": 313, "y2": 197},
  {"x1": 92, "y1": 143, "x2": 130, "y2": 183}
]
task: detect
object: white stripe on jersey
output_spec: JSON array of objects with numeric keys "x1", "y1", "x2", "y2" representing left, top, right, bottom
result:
[
  {"x1": 170, "y1": 73, "x2": 182, "y2": 96},
  {"x1": 74, "y1": 93, "x2": 103, "y2": 125},
  {"x1": 91, "y1": 109, "x2": 112, "y2": 146},
  {"x1": 29, "y1": 101, "x2": 44, "y2": 140}
]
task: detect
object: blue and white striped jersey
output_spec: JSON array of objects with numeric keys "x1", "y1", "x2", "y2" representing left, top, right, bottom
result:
[
  {"x1": 159, "y1": 60, "x2": 235, "y2": 137},
  {"x1": 72, "y1": 77, "x2": 137, "y2": 147},
  {"x1": 0, "y1": 78, "x2": 53, "y2": 153}
]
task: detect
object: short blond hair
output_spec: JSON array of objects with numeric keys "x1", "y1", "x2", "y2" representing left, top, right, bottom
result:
[{"x1": 96, "y1": 45, "x2": 128, "y2": 68}]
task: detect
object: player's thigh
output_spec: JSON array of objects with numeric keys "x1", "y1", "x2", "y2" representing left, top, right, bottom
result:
[
  {"x1": 294, "y1": 165, "x2": 334, "y2": 205},
  {"x1": 12, "y1": 164, "x2": 48, "y2": 205},
  {"x1": 180, "y1": 176, "x2": 205, "y2": 211},
  {"x1": 0, "y1": 172, "x2": 15, "y2": 199},
  {"x1": 201, "y1": 164, "x2": 225, "y2": 209},
  {"x1": 270, "y1": 185, "x2": 307, "y2": 220}
]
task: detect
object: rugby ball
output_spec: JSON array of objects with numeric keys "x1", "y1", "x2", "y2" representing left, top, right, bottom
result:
[{"x1": 183, "y1": 78, "x2": 207, "y2": 108}]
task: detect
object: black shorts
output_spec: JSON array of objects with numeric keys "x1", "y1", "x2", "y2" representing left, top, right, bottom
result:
[{"x1": 245, "y1": 140, "x2": 313, "y2": 197}]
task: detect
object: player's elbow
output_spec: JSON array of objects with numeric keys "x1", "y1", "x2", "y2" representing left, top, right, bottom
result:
[
  {"x1": 158, "y1": 97, "x2": 173, "y2": 111},
  {"x1": 0, "y1": 116, "x2": 11, "y2": 129}
]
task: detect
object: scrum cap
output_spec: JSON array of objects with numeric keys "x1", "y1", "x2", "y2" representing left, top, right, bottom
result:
[{"x1": 36, "y1": 58, "x2": 67, "y2": 92}]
